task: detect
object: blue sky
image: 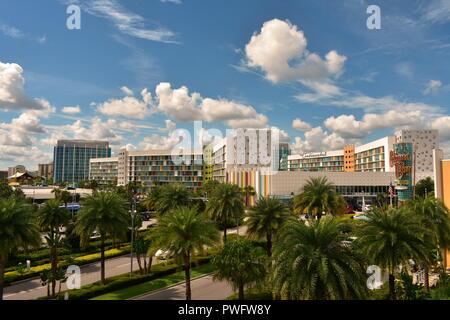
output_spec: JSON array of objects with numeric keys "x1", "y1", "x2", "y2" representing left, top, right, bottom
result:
[{"x1": 1, "y1": 0, "x2": 450, "y2": 170}]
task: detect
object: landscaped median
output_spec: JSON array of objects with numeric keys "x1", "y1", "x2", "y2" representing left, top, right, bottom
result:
[
  {"x1": 38, "y1": 255, "x2": 212, "y2": 300},
  {"x1": 92, "y1": 263, "x2": 214, "y2": 300},
  {"x1": 5, "y1": 245, "x2": 131, "y2": 284}
]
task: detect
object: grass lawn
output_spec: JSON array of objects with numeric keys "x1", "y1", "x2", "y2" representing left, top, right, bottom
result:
[{"x1": 91, "y1": 263, "x2": 214, "y2": 300}]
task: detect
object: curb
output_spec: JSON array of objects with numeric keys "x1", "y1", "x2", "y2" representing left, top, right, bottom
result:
[
  {"x1": 6, "y1": 253, "x2": 131, "y2": 287},
  {"x1": 129, "y1": 272, "x2": 214, "y2": 300}
]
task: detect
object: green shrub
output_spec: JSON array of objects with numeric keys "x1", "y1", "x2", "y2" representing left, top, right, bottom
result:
[
  {"x1": 227, "y1": 288, "x2": 273, "y2": 300},
  {"x1": 4, "y1": 246, "x2": 131, "y2": 284},
  {"x1": 39, "y1": 255, "x2": 211, "y2": 300}
]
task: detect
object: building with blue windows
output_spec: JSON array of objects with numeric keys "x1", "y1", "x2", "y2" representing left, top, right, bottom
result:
[{"x1": 53, "y1": 140, "x2": 111, "y2": 184}]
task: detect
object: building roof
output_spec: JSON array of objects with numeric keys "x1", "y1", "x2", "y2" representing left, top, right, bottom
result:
[{"x1": 7, "y1": 171, "x2": 35, "y2": 180}]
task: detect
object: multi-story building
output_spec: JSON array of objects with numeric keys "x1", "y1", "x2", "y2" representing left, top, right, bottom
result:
[
  {"x1": 53, "y1": 140, "x2": 111, "y2": 183},
  {"x1": 354, "y1": 136, "x2": 396, "y2": 172},
  {"x1": 89, "y1": 157, "x2": 118, "y2": 186},
  {"x1": 118, "y1": 148, "x2": 203, "y2": 192},
  {"x1": 0, "y1": 171, "x2": 8, "y2": 181},
  {"x1": 289, "y1": 150, "x2": 344, "y2": 172},
  {"x1": 212, "y1": 129, "x2": 285, "y2": 182},
  {"x1": 38, "y1": 162, "x2": 53, "y2": 179},
  {"x1": 203, "y1": 145, "x2": 214, "y2": 181},
  {"x1": 278, "y1": 143, "x2": 290, "y2": 171},
  {"x1": 8, "y1": 165, "x2": 26, "y2": 178},
  {"x1": 288, "y1": 136, "x2": 396, "y2": 173},
  {"x1": 395, "y1": 129, "x2": 439, "y2": 181}
]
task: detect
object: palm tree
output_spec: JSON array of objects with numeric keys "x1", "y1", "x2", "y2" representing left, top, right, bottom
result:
[
  {"x1": 212, "y1": 238, "x2": 267, "y2": 299},
  {"x1": 75, "y1": 192, "x2": 129, "y2": 284},
  {"x1": 154, "y1": 207, "x2": 220, "y2": 300},
  {"x1": 38, "y1": 199, "x2": 71, "y2": 297},
  {"x1": 203, "y1": 180, "x2": 220, "y2": 198},
  {"x1": 0, "y1": 198, "x2": 41, "y2": 300},
  {"x1": 206, "y1": 183, "x2": 244, "y2": 242},
  {"x1": 246, "y1": 196, "x2": 291, "y2": 257},
  {"x1": 51, "y1": 188, "x2": 72, "y2": 208},
  {"x1": 156, "y1": 183, "x2": 192, "y2": 215},
  {"x1": 405, "y1": 197, "x2": 450, "y2": 291},
  {"x1": 241, "y1": 186, "x2": 256, "y2": 207},
  {"x1": 143, "y1": 186, "x2": 163, "y2": 212},
  {"x1": 272, "y1": 218, "x2": 368, "y2": 300},
  {"x1": 293, "y1": 177, "x2": 345, "y2": 220},
  {"x1": 356, "y1": 207, "x2": 432, "y2": 300}
]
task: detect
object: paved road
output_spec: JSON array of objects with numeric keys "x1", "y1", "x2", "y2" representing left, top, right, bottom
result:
[
  {"x1": 133, "y1": 275, "x2": 233, "y2": 300},
  {"x1": 4, "y1": 222, "x2": 246, "y2": 300},
  {"x1": 3, "y1": 253, "x2": 141, "y2": 300}
]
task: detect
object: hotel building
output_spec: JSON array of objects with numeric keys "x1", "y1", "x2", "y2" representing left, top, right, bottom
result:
[
  {"x1": 117, "y1": 148, "x2": 203, "y2": 192},
  {"x1": 212, "y1": 129, "x2": 284, "y2": 183},
  {"x1": 89, "y1": 157, "x2": 118, "y2": 186},
  {"x1": 53, "y1": 140, "x2": 111, "y2": 183},
  {"x1": 288, "y1": 130, "x2": 438, "y2": 179},
  {"x1": 288, "y1": 136, "x2": 396, "y2": 173}
]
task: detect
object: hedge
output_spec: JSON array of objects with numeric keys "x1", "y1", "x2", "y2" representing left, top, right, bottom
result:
[
  {"x1": 226, "y1": 289, "x2": 274, "y2": 300},
  {"x1": 7, "y1": 238, "x2": 131, "y2": 270},
  {"x1": 4, "y1": 246, "x2": 131, "y2": 284},
  {"x1": 40, "y1": 255, "x2": 211, "y2": 300}
]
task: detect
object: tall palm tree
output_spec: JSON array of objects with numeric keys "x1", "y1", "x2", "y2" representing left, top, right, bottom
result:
[
  {"x1": 154, "y1": 207, "x2": 220, "y2": 300},
  {"x1": 241, "y1": 186, "x2": 256, "y2": 207},
  {"x1": 206, "y1": 183, "x2": 244, "y2": 242},
  {"x1": 356, "y1": 207, "x2": 432, "y2": 300},
  {"x1": 293, "y1": 177, "x2": 345, "y2": 220},
  {"x1": 156, "y1": 183, "x2": 192, "y2": 215},
  {"x1": 38, "y1": 199, "x2": 71, "y2": 297},
  {"x1": 272, "y1": 218, "x2": 368, "y2": 300},
  {"x1": 143, "y1": 186, "x2": 163, "y2": 212},
  {"x1": 0, "y1": 198, "x2": 41, "y2": 300},
  {"x1": 75, "y1": 192, "x2": 129, "y2": 284},
  {"x1": 246, "y1": 196, "x2": 291, "y2": 257},
  {"x1": 212, "y1": 238, "x2": 267, "y2": 300},
  {"x1": 405, "y1": 197, "x2": 450, "y2": 291}
]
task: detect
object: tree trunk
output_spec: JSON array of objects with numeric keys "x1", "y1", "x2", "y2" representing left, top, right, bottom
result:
[
  {"x1": 100, "y1": 237, "x2": 106, "y2": 285},
  {"x1": 184, "y1": 253, "x2": 191, "y2": 300},
  {"x1": 51, "y1": 246, "x2": 57, "y2": 297},
  {"x1": 0, "y1": 255, "x2": 5, "y2": 301},
  {"x1": 389, "y1": 273, "x2": 396, "y2": 300},
  {"x1": 136, "y1": 252, "x2": 143, "y2": 275},
  {"x1": 147, "y1": 255, "x2": 153, "y2": 274},
  {"x1": 223, "y1": 228, "x2": 227, "y2": 243},
  {"x1": 238, "y1": 283, "x2": 245, "y2": 300},
  {"x1": 424, "y1": 265, "x2": 430, "y2": 292},
  {"x1": 266, "y1": 232, "x2": 272, "y2": 257}
]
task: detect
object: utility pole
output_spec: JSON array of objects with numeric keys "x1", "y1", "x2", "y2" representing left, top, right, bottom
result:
[
  {"x1": 413, "y1": 140, "x2": 417, "y2": 200},
  {"x1": 129, "y1": 196, "x2": 136, "y2": 278}
]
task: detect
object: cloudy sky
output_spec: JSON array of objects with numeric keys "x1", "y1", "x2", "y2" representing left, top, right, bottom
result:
[{"x1": 1, "y1": 0, "x2": 450, "y2": 170}]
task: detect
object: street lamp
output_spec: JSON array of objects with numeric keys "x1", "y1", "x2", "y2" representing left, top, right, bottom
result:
[{"x1": 129, "y1": 198, "x2": 137, "y2": 278}]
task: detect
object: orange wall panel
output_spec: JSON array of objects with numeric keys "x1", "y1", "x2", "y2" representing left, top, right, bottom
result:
[{"x1": 442, "y1": 161, "x2": 450, "y2": 212}]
